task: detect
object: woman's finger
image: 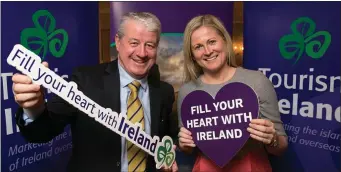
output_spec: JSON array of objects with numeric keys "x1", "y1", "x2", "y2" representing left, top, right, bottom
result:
[
  {"x1": 250, "y1": 133, "x2": 271, "y2": 144},
  {"x1": 178, "y1": 131, "x2": 192, "y2": 140},
  {"x1": 249, "y1": 123, "x2": 275, "y2": 134},
  {"x1": 179, "y1": 137, "x2": 194, "y2": 144},
  {"x1": 247, "y1": 127, "x2": 272, "y2": 140}
]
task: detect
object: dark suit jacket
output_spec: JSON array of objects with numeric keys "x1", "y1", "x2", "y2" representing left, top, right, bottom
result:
[{"x1": 15, "y1": 59, "x2": 177, "y2": 172}]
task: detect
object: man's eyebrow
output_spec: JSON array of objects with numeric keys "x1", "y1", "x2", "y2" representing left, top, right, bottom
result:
[
  {"x1": 128, "y1": 38, "x2": 156, "y2": 45},
  {"x1": 146, "y1": 41, "x2": 156, "y2": 45},
  {"x1": 128, "y1": 38, "x2": 139, "y2": 42}
]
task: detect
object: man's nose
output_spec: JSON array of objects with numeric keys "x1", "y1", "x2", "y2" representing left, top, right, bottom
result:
[{"x1": 136, "y1": 45, "x2": 147, "y2": 58}]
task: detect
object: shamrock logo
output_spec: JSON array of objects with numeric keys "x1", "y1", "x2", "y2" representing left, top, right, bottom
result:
[
  {"x1": 155, "y1": 137, "x2": 175, "y2": 169},
  {"x1": 279, "y1": 17, "x2": 331, "y2": 65},
  {"x1": 20, "y1": 10, "x2": 68, "y2": 60}
]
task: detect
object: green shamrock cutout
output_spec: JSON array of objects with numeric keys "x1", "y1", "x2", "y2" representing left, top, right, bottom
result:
[
  {"x1": 20, "y1": 10, "x2": 68, "y2": 60},
  {"x1": 279, "y1": 17, "x2": 331, "y2": 65},
  {"x1": 156, "y1": 138, "x2": 175, "y2": 168}
]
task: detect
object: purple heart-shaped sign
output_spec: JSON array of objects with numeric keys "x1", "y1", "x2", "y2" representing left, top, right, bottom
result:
[{"x1": 181, "y1": 82, "x2": 259, "y2": 168}]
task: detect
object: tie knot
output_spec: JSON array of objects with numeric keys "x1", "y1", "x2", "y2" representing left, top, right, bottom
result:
[{"x1": 128, "y1": 80, "x2": 141, "y2": 92}]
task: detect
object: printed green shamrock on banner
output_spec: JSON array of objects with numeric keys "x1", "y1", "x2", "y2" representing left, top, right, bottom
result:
[
  {"x1": 20, "y1": 10, "x2": 68, "y2": 60},
  {"x1": 279, "y1": 17, "x2": 331, "y2": 65},
  {"x1": 156, "y1": 138, "x2": 175, "y2": 168}
]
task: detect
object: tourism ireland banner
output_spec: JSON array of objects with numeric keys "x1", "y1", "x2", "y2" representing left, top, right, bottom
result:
[
  {"x1": 1, "y1": 2, "x2": 99, "y2": 172},
  {"x1": 244, "y1": 2, "x2": 340, "y2": 171}
]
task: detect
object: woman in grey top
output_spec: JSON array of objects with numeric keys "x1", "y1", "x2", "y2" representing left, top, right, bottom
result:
[{"x1": 177, "y1": 14, "x2": 288, "y2": 171}]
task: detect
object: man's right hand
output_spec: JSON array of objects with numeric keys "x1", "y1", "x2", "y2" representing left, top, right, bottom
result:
[{"x1": 12, "y1": 62, "x2": 48, "y2": 113}]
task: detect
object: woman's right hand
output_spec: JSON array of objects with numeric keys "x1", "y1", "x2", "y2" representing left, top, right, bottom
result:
[{"x1": 178, "y1": 127, "x2": 196, "y2": 153}]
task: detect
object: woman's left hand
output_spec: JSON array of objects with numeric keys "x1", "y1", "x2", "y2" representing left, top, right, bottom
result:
[{"x1": 247, "y1": 119, "x2": 276, "y2": 145}]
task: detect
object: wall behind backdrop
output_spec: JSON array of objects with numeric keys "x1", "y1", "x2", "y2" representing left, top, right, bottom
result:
[{"x1": 2, "y1": 1, "x2": 339, "y2": 172}]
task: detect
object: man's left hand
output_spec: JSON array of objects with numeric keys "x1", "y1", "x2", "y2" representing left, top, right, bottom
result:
[{"x1": 160, "y1": 145, "x2": 178, "y2": 172}]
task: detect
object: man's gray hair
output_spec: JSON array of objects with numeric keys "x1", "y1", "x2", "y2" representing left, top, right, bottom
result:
[{"x1": 117, "y1": 12, "x2": 162, "y2": 43}]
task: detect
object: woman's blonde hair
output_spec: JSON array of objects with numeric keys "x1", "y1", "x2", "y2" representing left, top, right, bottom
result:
[{"x1": 183, "y1": 14, "x2": 237, "y2": 83}]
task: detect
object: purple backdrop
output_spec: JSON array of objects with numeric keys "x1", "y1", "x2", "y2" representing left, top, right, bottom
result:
[{"x1": 110, "y1": 2, "x2": 233, "y2": 42}]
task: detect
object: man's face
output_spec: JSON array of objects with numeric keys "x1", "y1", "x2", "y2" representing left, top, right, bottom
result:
[{"x1": 115, "y1": 19, "x2": 158, "y2": 79}]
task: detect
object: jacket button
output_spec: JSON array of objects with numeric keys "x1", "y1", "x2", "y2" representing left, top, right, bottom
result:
[{"x1": 117, "y1": 162, "x2": 120, "y2": 166}]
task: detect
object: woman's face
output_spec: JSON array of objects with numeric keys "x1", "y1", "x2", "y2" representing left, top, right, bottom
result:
[{"x1": 190, "y1": 26, "x2": 228, "y2": 74}]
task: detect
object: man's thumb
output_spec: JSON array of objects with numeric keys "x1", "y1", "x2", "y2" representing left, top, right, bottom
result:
[{"x1": 42, "y1": 61, "x2": 49, "y2": 68}]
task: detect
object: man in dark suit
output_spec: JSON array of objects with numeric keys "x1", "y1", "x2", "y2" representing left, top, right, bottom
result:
[{"x1": 12, "y1": 12, "x2": 178, "y2": 172}]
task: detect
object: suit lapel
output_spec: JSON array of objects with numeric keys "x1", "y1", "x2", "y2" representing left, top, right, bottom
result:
[
  {"x1": 102, "y1": 60, "x2": 123, "y2": 163},
  {"x1": 147, "y1": 65, "x2": 162, "y2": 171},
  {"x1": 148, "y1": 65, "x2": 161, "y2": 136},
  {"x1": 103, "y1": 60, "x2": 121, "y2": 114},
  {"x1": 149, "y1": 84, "x2": 161, "y2": 136}
]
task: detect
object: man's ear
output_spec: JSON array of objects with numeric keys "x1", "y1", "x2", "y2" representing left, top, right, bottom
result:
[{"x1": 115, "y1": 34, "x2": 120, "y2": 51}]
